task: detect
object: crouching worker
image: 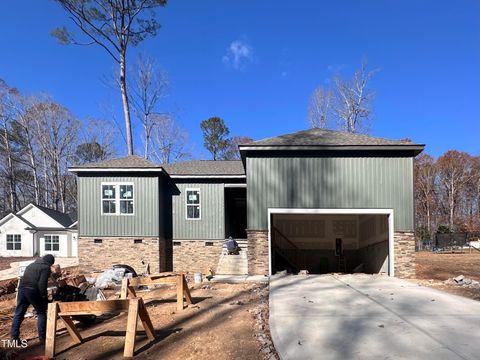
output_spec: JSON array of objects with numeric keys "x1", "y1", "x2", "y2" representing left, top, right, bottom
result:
[
  {"x1": 11, "y1": 254, "x2": 55, "y2": 345},
  {"x1": 226, "y1": 237, "x2": 239, "y2": 255}
]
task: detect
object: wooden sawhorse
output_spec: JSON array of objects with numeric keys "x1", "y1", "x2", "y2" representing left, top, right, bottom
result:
[
  {"x1": 120, "y1": 272, "x2": 193, "y2": 312},
  {"x1": 45, "y1": 298, "x2": 155, "y2": 358}
]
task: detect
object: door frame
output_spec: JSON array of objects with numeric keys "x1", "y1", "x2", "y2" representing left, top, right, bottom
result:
[{"x1": 267, "y1": 208, "x2": 395, "y2": 276}]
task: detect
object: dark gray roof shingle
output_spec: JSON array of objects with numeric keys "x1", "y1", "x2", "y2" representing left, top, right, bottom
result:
[
  {"x1": 73, "y1": 155, "x2": 162, "y2": 169},
  {"x1": 162, "y1": 160, "x2": 245, "y2": 176},
  {"x1": 246, "y1": 128, "x2": 423, "y2": 147},
  {"x1": 35, "y1": 205, "x2": 75, "y2": 227}
]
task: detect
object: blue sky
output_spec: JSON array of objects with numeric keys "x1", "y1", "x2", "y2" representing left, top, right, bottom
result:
[{"x1": 1, "y1": 0, "x2": 479, "y2": 159}]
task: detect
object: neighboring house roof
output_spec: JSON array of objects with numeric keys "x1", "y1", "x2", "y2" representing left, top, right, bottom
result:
[
  {"x1": 31, "y1": 205, "x2": 75, "y2": 228},
  {"x1": 240, "y1": 128, "x2": 424, "y2": 154},
  {"x1": 11, "y1": 203, "x2": 75, "y2": 229},
  {"x1": 69, "y1": 155, "x2": 164, "y2": 172},
  {"x1": 0, "y1": 213, "x2": 36, "y2": 229},
  {"x1": 162, "y1": 160, "x2": 245, "y2": 178},
  {"x1": 68, "y1": 221, "x2": 78, "y2": 230}
]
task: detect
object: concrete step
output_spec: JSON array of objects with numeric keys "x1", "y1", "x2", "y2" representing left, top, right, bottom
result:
[
  {"x1": 220, "y1": 255, "x2": 247, "y2": 260},
  {"x1": 219, "y1": 253, "x2": 248, "y2": 259},
  {"x1": 217, "y1": 239, "x2": 249, "y2": 275},
  {"x1": 217, "y1": 258, "x2": 249, "y2": 275},
  {"x1": 216, "y1": 269, "x2": 249, "y2": 275},
  {"x1": 221, "y1": 244, "x2": 248, "y2": 249}
]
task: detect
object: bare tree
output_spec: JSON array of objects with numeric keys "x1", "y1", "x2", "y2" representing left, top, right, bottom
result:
[
  {"x1": 10, "y1": 97, "x2": 43, "y2": 205},
  {"x1": 0, "y1": 80, "x2": 20, "y2": 212},
  {"x1": 307, "y1": 86, "x2": 334, "y2": 129},
  {"x1": 461, "y1": 156, "x2": 480, "y2": 232},
  {"x1": 436, "y1": 150, "x2": 475, "y2": 230},
  {"x1": 33, "y1": 101, "x2": 80, "y2": 212},
  {"x1": 334, "y1": 60, "x2": 378, "y2": 133},
  {"x1": 223, "y1": 136, "x2": 253, "y2": 160},
  {"x1": 52, "y1": 0, "x2": 168, "y2": 156},
  {"x1": 148, "y1": 114, "x2": 190, "y2": 164},
  {"x1": 129, "y1": 55, "x2": 169, "y2": 159},
  {"x1": 415, "y1": 153, "x2": 438, "y2": 237},
  {"x1": 307, "y1": 60, "x2": 379, "y2": 133}
]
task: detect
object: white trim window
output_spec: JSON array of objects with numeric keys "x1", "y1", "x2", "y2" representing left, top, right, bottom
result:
[
  {"x1": 45, "y1": 235, "x2": 60, "y2": 252},
  {"x1": 186, "y1": 188, "x2": 201, "y2": 220},
  {"x1": 101, "y1": 182, "x2": 134, "y2": 215},
  {"x1": 6, "y1": 234, "x2": 21, "y2": 250}
]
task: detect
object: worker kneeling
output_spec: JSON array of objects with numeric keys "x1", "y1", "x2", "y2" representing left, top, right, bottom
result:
[
  {"x1": 226, "y1": 237, "x2": 239, "y2": 255},
  {"x1": 11, "y1": 254, "x2": 56, "y2": 345}
]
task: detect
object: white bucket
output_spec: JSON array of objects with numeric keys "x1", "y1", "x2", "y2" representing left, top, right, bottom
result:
[{"x1": 194, "y1": 272, "x2": 203, "y2": 284}]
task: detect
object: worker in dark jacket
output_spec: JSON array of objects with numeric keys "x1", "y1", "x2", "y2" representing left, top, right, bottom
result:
[
  {"x1": 226, "y1": 237, "x2": 239, "y2": 255},
  {"x1": 11, "y1": 254, "x2": 55, "y2": 344}
]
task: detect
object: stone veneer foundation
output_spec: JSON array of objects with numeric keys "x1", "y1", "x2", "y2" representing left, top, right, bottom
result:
[
  {"x1": 172, "y1": 240, "x2": 224, "y2": 274},
  {"x1": 247, "y1": 230, "x2": 269, "y2": 275},
  {"x1": 79, "y1": 237, "x2": 167, "y2": 274},
  {"x1": 80, "y1": 231, "x2": 415, "y2": 278},
  {"x1": 393, "y1": 231, "x2": 416, "y2": 278}
]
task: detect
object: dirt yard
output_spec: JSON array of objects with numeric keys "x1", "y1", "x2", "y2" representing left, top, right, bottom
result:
[
  {"x1": 414, "y1": 250, "x2": 480, "y2": 301},
  {"x1": 0, "y1": 257, "x2": 35, "y2": 271},
  {"x1": 0, "y1": 281, "x2": 277, "y2": 360}
]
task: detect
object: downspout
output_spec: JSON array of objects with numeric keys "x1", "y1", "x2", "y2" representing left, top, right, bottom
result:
[{"x1": 32, "y1": 230, "x2": 38, "y2": 257}]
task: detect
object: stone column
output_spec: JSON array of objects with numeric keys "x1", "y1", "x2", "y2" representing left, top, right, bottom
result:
[
  {"x1": 247, "y1": 230, "x2": 269, "y2": 275},
  {"x1": 394, "y1": 231, "x2": 416, "y2": 278}
]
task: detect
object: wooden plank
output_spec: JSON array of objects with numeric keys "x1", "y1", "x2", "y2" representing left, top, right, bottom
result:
[
  {"x1": 150, "y1": 272, "x2": 184, "y2": 278},
  {"x1": 128, "y1": 286, "x2": 137, "y2": 298},
  {"x1": 57, "y1": 299, "x2": 130, "y2": 315},
  {"x1": 183, "y1": 276, "x2": 193, "y2": 305},
  {"x1": 120, "y1": 278, "x2": 129, "y2": 299},
  {"x1": 176, "y1": 275, "x2": 184, "y2": 312},
  {"x1": 127, "y1": 276, "x2": 176, "y2": 287},
  {"x1": 45, "y1": 302, "x2": 58, "y2": 358},
  {"x1": 60, "y1": 315, "x2": 82, "y2": 344},
  {"x1": 124, "y1": 299, "x2": 140, "y2": 358},
  {"x1": 138, "y1": 299, "x2": 156, "y2": 341}
]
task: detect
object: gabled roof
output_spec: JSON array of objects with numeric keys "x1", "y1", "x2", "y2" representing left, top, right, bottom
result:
[
  {"x1": 69, "y1": 155, "x2": 164, "y2": 173},
  {"x1": 68, "y1": 221, "x2": 78, "y2": 230},
  {"x1": 33, "y1": 205, "x2": 75, "y2": 228},
  {"x1": 162, "y1": 160, "x2": 245, "y2": 178},
  {"x1": 239, "y1": 128, "x2": 424, "y2": 154},
  {"x1": 17, "y1": 203, "x2": 75, "y2": 228},
  {"x1": 0, "y1": 213, "x2": 35, "y2": 228}
]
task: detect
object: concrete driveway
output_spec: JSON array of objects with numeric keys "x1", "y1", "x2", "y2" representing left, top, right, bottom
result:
[{"x1": 270, "y1": 274, "x2": 480, "y2": 360}]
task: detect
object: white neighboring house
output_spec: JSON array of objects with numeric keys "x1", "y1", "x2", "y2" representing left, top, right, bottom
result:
[{"x1": 0, "y1": 203, "x2": 78, "y2": 258}]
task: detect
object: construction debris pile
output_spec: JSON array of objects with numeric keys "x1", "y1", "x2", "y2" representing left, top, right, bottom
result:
[
  {"x1": 0, "y1": 279, "x2": 18, "y2": 297},
  {"x1": 250, "y1": 286, "x2": 279, "y2": 360},
  {"x1": 445, "y1": 275, "x2": 480, "y2": 289}
]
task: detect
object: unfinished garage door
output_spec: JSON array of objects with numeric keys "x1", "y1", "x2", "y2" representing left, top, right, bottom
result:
[{"x1": 269, "y1": 210, "x2": 393, "y2": 276}]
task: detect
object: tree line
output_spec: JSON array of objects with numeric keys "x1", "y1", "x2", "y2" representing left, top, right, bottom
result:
[
  {"x1": 415, "y1": 151, "x2": 480, "y2": 239},
  {"x1": 0, "y1": 79, "x2": 116, "y2": 216},
  {"x1": 0, "y1": 76, "x2": 250, "y2": 219}
]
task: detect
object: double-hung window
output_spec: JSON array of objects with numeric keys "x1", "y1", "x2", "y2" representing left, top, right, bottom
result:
[
  {"x1": 45, "y1": 235, "x2": 60, "y2": 251},
  {"x1": 186, "y1": 188, "x2": 201, "y2": 220},
  {"x1": 101, "y1": 183, "x2": 134, "y2": 215},
  {"x1": 6, "y1": 234, "x2": 21, "y2": 250},
  {"x1": 102, "y1": 184, "x2": 116, "y2": 214}
]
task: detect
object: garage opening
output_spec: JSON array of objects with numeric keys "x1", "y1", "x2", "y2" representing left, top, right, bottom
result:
[{"x1": 270, "y1": 210, "x2": 392, "y2": 275}]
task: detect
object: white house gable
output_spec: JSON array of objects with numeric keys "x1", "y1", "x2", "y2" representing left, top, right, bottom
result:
[
  {"x1": 0, "y1": 214, "x2": 34, "y2": 257},
  {"x1": 20, "y1": 205, "x2": 65, "y2": 228}
]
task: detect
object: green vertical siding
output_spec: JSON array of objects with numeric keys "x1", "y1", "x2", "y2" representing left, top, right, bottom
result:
[
  {"x1": 247, "y1": 156, "x2": 414, "y2": 231},
  {"x1": 172, "y1": 183, "x2": 225, "y2": 240},
  {"x1": 78, "y1": 175, "x2": 159, "y2": 237}
]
